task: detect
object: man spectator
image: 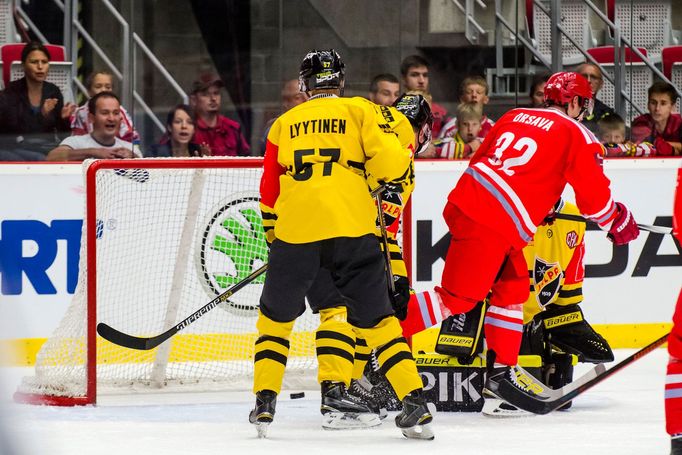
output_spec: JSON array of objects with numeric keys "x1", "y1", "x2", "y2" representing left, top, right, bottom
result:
[
  {"x1": 46, "y1": 91, "x2": 139, "y2": 161},
  {"x1": 631, "y1": 81, "x2": 682, "y2": 156},
  {"x1": 190, "y1": 73, "x2": 250, "y2": 156},
  {"x1": 576, "y1": 62, "x2": 615, "y2": 134},
  {"x1": 259, "y1": 79, "x2": 309, "y2": 155},
  {"x1": 400, "y1": 55, "x2": 449, "y2": 137},
  {"x1": 368, "y1": 73, "x2": 400, "y2": 106}
]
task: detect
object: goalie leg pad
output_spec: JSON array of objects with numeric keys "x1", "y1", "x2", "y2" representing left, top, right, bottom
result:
[
  {"x1": 542, "y1": 304, "x2": 614, "y2": 363},
  {"x1": 435, "y1": 300, "x2": 486, "y2": 364}
]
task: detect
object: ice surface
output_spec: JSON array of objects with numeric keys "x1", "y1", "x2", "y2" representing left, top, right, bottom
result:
[{"x1": 0, "y1": 349, "x2": 669, "y2": 455}]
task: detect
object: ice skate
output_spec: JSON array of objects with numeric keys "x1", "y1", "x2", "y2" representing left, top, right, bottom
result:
[
  {"x1": 249, "y1": 390, "x2": 277, "y2": 438},
  {"x1": 320, "y1": 381, "x2": 382, "y2": 429},
  {"x1": 481, "y1": 390, "x2": 532, "y2": 418},
  {"x1": 347, "y1": 376, "x2": 388, "y2": 419},
  {"x1": 395, "y1": 390, "x2": 434, "y2": 440}
]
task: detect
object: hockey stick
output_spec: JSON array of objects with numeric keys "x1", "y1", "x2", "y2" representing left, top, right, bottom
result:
[
  {"x1": 496, "y1": 331, "x2": 669, "y2": 415},
  {"x1": 97, "y1": 264, "x2": 268, "y2": 350},
  {"x1": 552, "y1": 212, "x2": 673, "y2": 235},
  {"x1": 374, "y1": 186, "x2": 396, "y2": 294}
]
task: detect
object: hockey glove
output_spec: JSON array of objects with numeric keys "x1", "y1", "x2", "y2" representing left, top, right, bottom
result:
[
  {"x1": 607, "y1": 202, "x2": 639, "y2": 245},
  {"x1": 390, "y1": 275, "x2": 411, "y2": 320},
  {"x1": 377, "y1": 180, "x2": 404, "y2": 194}
]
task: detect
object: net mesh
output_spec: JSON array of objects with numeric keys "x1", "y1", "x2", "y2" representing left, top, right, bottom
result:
[{"x1": 17, "y1": 159, "x2": 319, "y2": 400}]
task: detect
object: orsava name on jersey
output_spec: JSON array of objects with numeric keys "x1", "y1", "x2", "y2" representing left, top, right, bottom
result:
[
  {"x1": 512, "y1": 112, "x2": 554, "y2": 131},
  {"x1": 290, "y1": 118, "x2": 347, "y2": 138}
]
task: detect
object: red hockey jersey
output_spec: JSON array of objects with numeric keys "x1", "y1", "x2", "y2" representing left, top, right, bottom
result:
[{"x1": 448, "y1": 107, "x2": 617, "y2": 248}]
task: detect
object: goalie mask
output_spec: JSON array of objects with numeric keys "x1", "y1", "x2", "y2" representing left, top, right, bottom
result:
[
  {"x1": 544, "y1": 72, "x2": 592, "y2": 119},
  {"x1": 393, "y1": 93, "x2": 433, "y2": 156},
  {"x1": 299, "y1": 49, "x2": 345, "y2": 94}
]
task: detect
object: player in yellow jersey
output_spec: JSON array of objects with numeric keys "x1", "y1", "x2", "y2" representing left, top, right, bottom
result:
[
  {"x1": 305, "y1": 94, "x2": 432, "y2": 429},
  {"x1": 250, "y1": 49, "x2": 434, "y2": 440}
]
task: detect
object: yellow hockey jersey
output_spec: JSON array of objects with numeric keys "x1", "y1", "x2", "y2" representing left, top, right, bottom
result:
[
  {"x1": 260, "y1": 95, "x2": 412, "y2": 244},
  {"x1": 522, "y1": 200, "x2": 586, "y2": 323}
]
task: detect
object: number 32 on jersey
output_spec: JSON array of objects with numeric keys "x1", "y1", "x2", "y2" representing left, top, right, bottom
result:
[{"x1": 488, "y1": 132, "x2": 538, "y2": 176}]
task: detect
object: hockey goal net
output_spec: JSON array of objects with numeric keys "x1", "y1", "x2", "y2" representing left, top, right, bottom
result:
[{"x1": 15, "y1": 158, "x2": 319, "y2": 405}]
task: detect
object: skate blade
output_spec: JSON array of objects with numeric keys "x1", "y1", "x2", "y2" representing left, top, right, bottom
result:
[
  {"x1": 254, "y1": 422, "x2": 270, "y2": 438},
  {"x1": 482, "y1": 398, "x2": 533, "y2": 418},
  {"x1": 322, "y1": 412, "x2": 382, "y2": 430},
  {"x1": 401, "y1": 423, "x2": 434, "y2": 440}
]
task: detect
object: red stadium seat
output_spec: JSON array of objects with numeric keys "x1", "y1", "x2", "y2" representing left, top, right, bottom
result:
[
  {"x1": 0, "y1": 42, "x2": 65, "y2": 87},
  {"x1": 587, "y1": 45, "x2": 648, "y2": 64},
  {"x1": 662, "y1": 45, "x2": 682, "y2": 80}
]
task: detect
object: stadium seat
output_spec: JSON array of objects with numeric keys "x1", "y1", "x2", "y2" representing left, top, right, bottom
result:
[
  {"x1": 0, "y1": 0, "x2": 15, "y2": 46},
  {"x1": 662, "y1": 46, "x2": 682, "y2": 113},
  {"x1": 587, "y1": 45, "x2": 652, "y2": 114},
  {"x1": 0, "y1": 42, "x2": 66, "y2": 88},
  {"x1": 526, "y1": 0, "x2": 597, "y2": 66},
  {"x1": 606, "y1": 0, "x2": 679, "y2": 63}
]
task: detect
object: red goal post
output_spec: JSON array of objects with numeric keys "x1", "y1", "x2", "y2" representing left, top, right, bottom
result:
[{"x1": 14, "y1": 158, "x2": 319, "y2": 405}]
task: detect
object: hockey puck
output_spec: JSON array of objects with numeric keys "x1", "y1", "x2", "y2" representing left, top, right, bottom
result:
[{"x1": 289, "y1": 392, "x2": 305, "y2": 399}]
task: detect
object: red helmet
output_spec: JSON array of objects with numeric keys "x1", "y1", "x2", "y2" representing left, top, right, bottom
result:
[{"x1": 544, "y1": 72, "x2": 592, "y2": 108}]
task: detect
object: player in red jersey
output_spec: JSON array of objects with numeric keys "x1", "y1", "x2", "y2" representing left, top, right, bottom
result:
[
  {"x1": 398, "y1": 72, "x2": 640, "y2": 398},
  {"x1": 666, "y1": 166, "x2": 682, "y2": 454}
]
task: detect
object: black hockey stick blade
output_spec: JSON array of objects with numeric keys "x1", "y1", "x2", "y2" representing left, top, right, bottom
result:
[
  {"x1": 497, "y1": 332, "x2": 669, "y2": 414},
  {"x1": 97, "y1": 264, "x2": 268, "y2": 350},
  {"x1": 552, "y1": 213, "x2": 673, "y2": 235}
]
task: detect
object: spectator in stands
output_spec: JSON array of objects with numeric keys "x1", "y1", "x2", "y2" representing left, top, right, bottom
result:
[
  {"x1": 576, "y1": 63, "x2": 614, "y2": 134},
  {"x1": 438, "y1": 76, "x2": 495, "y2": 147},
  {"x1": 400, "y1": 55, "x2": 449, "y2": 137},
  {"x1": 70, "y1": 70, "x2": 138, "y2": 143},
  {"x1": 190, "y1": 73, "x2": 250, "y2": 156},
  {"x1": 529, "y1": 73, "x2": 550, "y2": 107},
  {"x1": 46, "y1": 92, "x2": 140, "y2": 161},
  {"x1": 599, "y1": 114, "x2": 654, "y2": 157},
  {"x1": 631, "y1": 81, "x2": 682, "y2": 156},
  {"x1": 435, "y1": 103, "x2": 483, "y2": 159},
  {"x1": 259, "y1": 79, "x2": 308, "y2": 155},
  {"x1": 368, "y1": 73, "x2": 401, "y2": 106},
  {"x1": 146, "y1": 104, "x2": 203, "y2": 157},
  {"x1": 0, "y1": 41, "x2": 76, "y2": 160}
]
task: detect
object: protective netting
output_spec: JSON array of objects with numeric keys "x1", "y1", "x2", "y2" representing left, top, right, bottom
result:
[{"x1": 17, "y1": 159, "x2": 319, "y2": 402}]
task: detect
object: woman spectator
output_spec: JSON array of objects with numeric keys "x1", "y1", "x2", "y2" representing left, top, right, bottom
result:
[
  {"x1": 146, "y1": 104, "x2": 204, "y2": 157},
  {"x1": 0, "y1": 42, "x2": 76, "y2": 160},
  {"x1": 70, "y1": 70, "x2": 138, "y2": 142}
]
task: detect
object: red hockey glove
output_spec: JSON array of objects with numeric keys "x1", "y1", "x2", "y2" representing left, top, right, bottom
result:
[{"x1": 607, "y1": 202, "x2": 639, "y2": 245}]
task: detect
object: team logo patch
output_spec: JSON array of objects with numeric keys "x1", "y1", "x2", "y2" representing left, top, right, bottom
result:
[
  {"x1": 566, "y1": 230, "x2": 578, "y2": 248},
  {"x1": 533, "y1": 257, "x2": 563, "y2": 307},
  {"x1": 196, "y1": 192, "x2": 268, "y2": 317}
]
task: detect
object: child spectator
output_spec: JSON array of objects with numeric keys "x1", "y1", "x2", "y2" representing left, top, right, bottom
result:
[
  {"x1": 438, "y1": 76, "x2": 495, "y2": 142},
  {"x1": 600, "y1": 114, "x2": 654, "y2": 157},
  {"x1": 631, "y1": 81, "x2": 682, "y2": 156},
  {"x1": 435, "y1": 103, "x2": 482, "y2": 159},
  {"x1": 70, "y1": 70, "x2": 139, "y2": 143}
]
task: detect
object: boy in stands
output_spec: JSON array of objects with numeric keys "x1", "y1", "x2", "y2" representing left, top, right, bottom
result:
[
  {"x1": 599, "y1": 113, "x2": 655, "y2": 158},
  {"x1": 438, "y1": 75, "x2": 495, "y2": 144},
  {"x1": 435, "y1": 102, "x2": 483, "y2": 159},
  {"x1": 397, "y1": 72, "x2": 640, "y2": 402},
  {"x1": 631, "y1": 81, "x2": 682, "y2": 156}
]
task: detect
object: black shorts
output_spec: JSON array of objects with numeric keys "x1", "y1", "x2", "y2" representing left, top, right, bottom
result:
[{"x1": 260, "y1": 234, "x2": 393, "y2": 328}]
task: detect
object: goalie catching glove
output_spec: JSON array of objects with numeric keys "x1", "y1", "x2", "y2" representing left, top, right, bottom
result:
[{"x1": 535, "y1": 303, "x2": 613, "y2": 363}]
